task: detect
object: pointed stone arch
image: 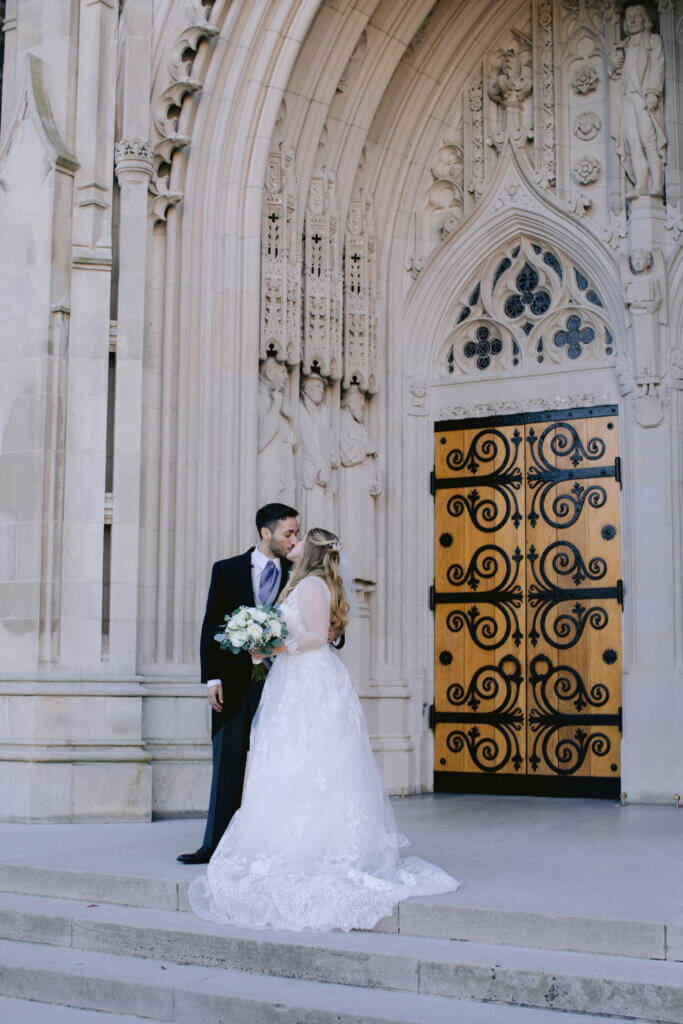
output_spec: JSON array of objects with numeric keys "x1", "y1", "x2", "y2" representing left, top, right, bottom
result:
[{"x1": 403, "y1": 145, "x2": 627, "y2": 382}]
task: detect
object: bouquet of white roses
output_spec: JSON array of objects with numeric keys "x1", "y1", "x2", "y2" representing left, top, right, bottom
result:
[{"x1": 214, "y1": 604, "x2": 289, "y2": 682}]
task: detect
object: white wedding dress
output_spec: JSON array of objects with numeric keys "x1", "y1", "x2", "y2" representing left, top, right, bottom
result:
[{"x1": 189, "y1": 575, "x2": 458, "y2": 932}]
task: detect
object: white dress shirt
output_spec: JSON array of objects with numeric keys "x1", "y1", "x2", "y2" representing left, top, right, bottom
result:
[{"x1": 207, "y1": 548, "x2": 281, "y2": 688}]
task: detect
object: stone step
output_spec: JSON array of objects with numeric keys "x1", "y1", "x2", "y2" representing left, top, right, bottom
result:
[
  {"x1": 0, "y1": 860, "x2": 676, "y2": 960},
  {"x1": 0, "y1": 994, "x2": 156, "y2": 1023},
  {"x1": 0, "y1": 939, "x2": 656, "y2": 1024},
  {"x1": 0, "y1": 893, "x2": 682, "y2": 1021}
]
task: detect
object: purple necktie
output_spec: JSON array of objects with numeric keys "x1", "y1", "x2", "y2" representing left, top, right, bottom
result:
[{"x1": 258, "y1": 560, "x2": 279, "y2": 606}]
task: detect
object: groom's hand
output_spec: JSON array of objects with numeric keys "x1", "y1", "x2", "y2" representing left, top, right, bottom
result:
[{"x1": 208, "y1": 682, "x2": 223, "y2": 712}]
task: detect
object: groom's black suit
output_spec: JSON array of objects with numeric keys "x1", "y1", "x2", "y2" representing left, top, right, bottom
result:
[{"x1": 198, "y1": 548, "x2": 291, "y2": 853}]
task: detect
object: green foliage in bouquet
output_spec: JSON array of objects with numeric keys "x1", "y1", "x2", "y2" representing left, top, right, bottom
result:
[{"x1": 215, "y1": 604, "x2": 289, "y2": 682}]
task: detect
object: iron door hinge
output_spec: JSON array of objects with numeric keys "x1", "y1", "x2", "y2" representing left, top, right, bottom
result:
[
  {"x1": 428, "y1": 704, "x2": 436, "y2": 731},
  {"x1": 430, "y1": 469, "x2": 436, "y2": 496},
  {"x1": 429, "y1": 584, "x2": 435, "y2": 611},
  {"x1": 614, "y1": 456, "x2": 623, "y2": 489},
  {"x1": 617, "y1": 578, "x2": 624, "y2": 607}
]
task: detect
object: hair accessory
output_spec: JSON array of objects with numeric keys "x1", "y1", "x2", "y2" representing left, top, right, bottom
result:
[{"x1": 328, "y1": 540, "x2": 342, "y2": 553}]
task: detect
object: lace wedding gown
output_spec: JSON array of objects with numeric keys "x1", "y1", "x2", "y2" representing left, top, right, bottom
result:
[{"x1": 189, "y1": 575, "x2": 458, "y2": 932}]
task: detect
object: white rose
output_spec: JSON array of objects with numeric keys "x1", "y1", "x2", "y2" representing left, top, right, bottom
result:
[
  {"x1": 247, "y1": 624, "x2": 264, "y2": 642},
  {"x1": 231, "y1": 629, "x2": 249, "y2": 647},
  {"x1": 252, "y1": 609, "x2": 268, "y2": 623},
  {"x1": 270, "y1": 620, "x2": 282, "y2": 638},
  {"x1": 235, "y1": 610, "x2": 250, "y2": 627}
]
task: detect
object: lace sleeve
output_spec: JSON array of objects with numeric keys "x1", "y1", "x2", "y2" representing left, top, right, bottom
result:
[{"x1": 284, "y1": 577, "x2": 331, "y2": 654}]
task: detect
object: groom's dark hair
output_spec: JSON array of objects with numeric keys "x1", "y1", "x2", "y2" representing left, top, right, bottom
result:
[{"x1": 256, "y1": 503, "x2": 299, "y2": 539}]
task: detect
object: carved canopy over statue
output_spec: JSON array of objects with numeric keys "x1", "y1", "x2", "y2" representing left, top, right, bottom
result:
[{"x1": 609, "y1": 4, "x2": 667, "y2": 199}]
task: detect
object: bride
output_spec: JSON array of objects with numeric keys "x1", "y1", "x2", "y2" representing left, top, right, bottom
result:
[{"x1": 189, "y1": 528, "x2": 458, "y2": 932}]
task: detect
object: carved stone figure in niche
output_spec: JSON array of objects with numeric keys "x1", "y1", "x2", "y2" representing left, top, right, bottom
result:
[
  {"x1": 609, "y1": 5, "x2": 666, "y2": 199},
  {"x1": 620, "y1": 247, "x2": 667, "y2": 381},
  {"x1": 339, "y1": 386, "x2": 382, "y2": 583},
  {"x1": 298, "y1": 373, "x2": 339, "y2": 531},
  {"x1": 258, "y1": 357, "x2": 296, "y2": 502},
  {"x1": 487, "y1": 34, "x2": 533, "y2": 148}
]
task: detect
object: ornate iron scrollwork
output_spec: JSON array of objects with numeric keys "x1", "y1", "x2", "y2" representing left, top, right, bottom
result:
[
  {"x1": 528, "y1": 654, "x2": 608, "y2": 714},
  {"x1": 527, "y1": 654, "x2": 619, "y2": 775},
  {"x1": 443, "y1": 545, "x2": 524, "y2": 649},
  {"x1": 439, "y1": 427, "x2": 523, "y2": 532},
  {"x1": 440, "y1": 656, "x2": 524, "y2": 773},
  {"x1": 527, "y1": 543, "x2": 614, "y2": 649},
  {"x1": 526, "y1": 422, "x2": 612, "y2": 530}
]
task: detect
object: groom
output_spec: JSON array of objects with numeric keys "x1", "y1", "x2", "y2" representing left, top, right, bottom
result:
[{"x1": 178, "y1": 503, "x2": 299, "y2": 864}]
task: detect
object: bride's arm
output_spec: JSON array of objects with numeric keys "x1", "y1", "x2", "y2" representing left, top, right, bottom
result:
[{"x1": 284, "y1": 577, "x2": 331, "y2": 654}]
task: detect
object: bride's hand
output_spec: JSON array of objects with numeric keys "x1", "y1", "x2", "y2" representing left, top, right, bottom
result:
[{"x1": 250, "y1": 649, "x2": 265, "y2": 664}]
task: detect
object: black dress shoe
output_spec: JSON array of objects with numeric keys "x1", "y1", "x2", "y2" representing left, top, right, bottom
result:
[{"x1": 177, "y1": 847, "x2": 212, "y2": 864}]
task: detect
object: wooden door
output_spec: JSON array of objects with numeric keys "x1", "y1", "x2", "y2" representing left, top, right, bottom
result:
[{"x1": 432, "y1": 406, "x2": 622, "y2": 798}]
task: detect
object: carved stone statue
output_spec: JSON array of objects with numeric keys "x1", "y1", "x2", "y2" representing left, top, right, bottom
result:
[
  {"x1": 339, "y1": 387, "x2": 382, "y2": 583},
  {"x1": 257, "y1": 357, "x2": 296, "y2": 503},
  {"x1": 298, "y1": 373, "x2": 339, "y2": 531},
  {"x1": 620, "y1": 247, "x2": 667, "y2": 380},
  {"x1": 610, "y1": 5, "x2": 667, "y2": 199}
]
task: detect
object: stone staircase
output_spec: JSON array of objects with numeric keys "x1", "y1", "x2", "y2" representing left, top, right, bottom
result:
[{"x1": 0, "y1": 862, "x2": 681, "y2": 1023}]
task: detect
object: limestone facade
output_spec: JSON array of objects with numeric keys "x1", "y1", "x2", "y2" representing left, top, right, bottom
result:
[{"x1": 0, "y1": 0, "x2": 681, "y2": 821}]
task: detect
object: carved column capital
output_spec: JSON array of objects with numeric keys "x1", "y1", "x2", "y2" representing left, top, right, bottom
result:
[{"x1": 114, "y1": 139, "x2": 153, "y2": 185}]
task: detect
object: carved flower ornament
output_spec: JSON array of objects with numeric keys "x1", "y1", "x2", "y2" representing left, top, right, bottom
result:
[
  {"x1": 571, "y1": 63, "x2": 599, "y2": 95},
  {"x1": 572, "y1": 156, "x2": 600, "y2": 185}
]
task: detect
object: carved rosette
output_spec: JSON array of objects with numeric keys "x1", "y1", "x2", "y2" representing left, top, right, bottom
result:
[
  {"x1": 302, "y1": 174, "x2": 343, "y2": 380},
  {"x1": 261, "y1": 147, "x2": 301, "y2": 366},
  {"x1": 343, "y1": 191, "x2": 378, "y2": 394}
]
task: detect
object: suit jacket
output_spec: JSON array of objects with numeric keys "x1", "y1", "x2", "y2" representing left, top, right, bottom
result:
[
  {"x1": 200, "y1": 549, "x2": 291, "y2": 729},
  {"x1": 200, "y1": 548, "x2": 345, "y2": 735}
]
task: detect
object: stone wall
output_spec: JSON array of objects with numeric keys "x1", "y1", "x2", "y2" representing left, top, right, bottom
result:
[{"x1": 0, "y1": 0, "x2": 681, "y2": 820}]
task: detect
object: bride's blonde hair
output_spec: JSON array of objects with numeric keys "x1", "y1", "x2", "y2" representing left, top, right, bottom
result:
[{"x1": 279, "y1": 528, "x2": 349, "y2": 635}]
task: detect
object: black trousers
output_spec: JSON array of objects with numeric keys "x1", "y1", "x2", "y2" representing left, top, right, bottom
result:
[{"x1": 201, "y1": 676, "x2": 264, "y2": 853}]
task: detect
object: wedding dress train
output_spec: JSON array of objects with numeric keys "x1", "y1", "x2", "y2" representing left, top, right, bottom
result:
[{"x1": 189, "y1": 575, "x2": 458, "y2": 932}]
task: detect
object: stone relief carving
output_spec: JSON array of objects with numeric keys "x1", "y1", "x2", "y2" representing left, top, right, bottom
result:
[
  {"x1": 343, "y1": 188, "x2": 378, "y2": 393},
  {"x1": 619, "y1": 247, "x2": 668, "y2": 427},
  {"x1": 572, "y1": 155, "x2": 601, "y2": 184},
  {"x1": 620, "y1": 247, "x2": 667, "y2": 380},
  {"x1": 609, "y1": 4, "x2": 667, "y2": 199},
  {"x1": 571, "y1": 62, "x2": 599, "y2": 94},
  {"x1": 261, "y1": 110, "x2": 301, "y2": 367},
  {"x1": 303, "y1": 146, "x2": 343, "y2": 380},
  {"x1": 405, "y1": 257, "x2": 424, "y2": 280},
  {"x1": 574, "y1": 111, "x2": 601, "y2": 141},
  {"x1": 427, "y1": 135, "x2": 464, "y2": 240},
  {"x1": 467, "y1": 71, "x2": 486, "y2": 200},
  {"x1": 407, "y1": 376, "x2": 429, "y2": 416},
  {"x1": 487, "y1": 32, "x2": 533, "y2": 152},
  {"x1": 441, "y1": 235, "x2": 616, "y2": 378},
  {"x1": 114, "y1": 138, "x2": 153, "y2": 185},
  {"x1": 438, "y1": 393, "x2": 612, "y2": 420},
  {"x1": 536, "y1": 0, "x2": 556, "y2": 189},
  {"x1": 298, "y1": 373, "x2": 339, "y2": 531},
  {"x1": 339, "y1": 387, "x2": 382, "y2": 583},
  {"x1": 258, "y1": 357, "x2": 297, "y2": 503},
  {"x1": 149, "y1": 1, "x2": 219, "y2": 221}
]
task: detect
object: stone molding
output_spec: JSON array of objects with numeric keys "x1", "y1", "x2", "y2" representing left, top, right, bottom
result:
[
  {"x1": 437, "y1": 392, "x2": 612, "y2": 420},
  {"x1": 114, "y1": 138, "x2": 153, "y2": 185}
]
